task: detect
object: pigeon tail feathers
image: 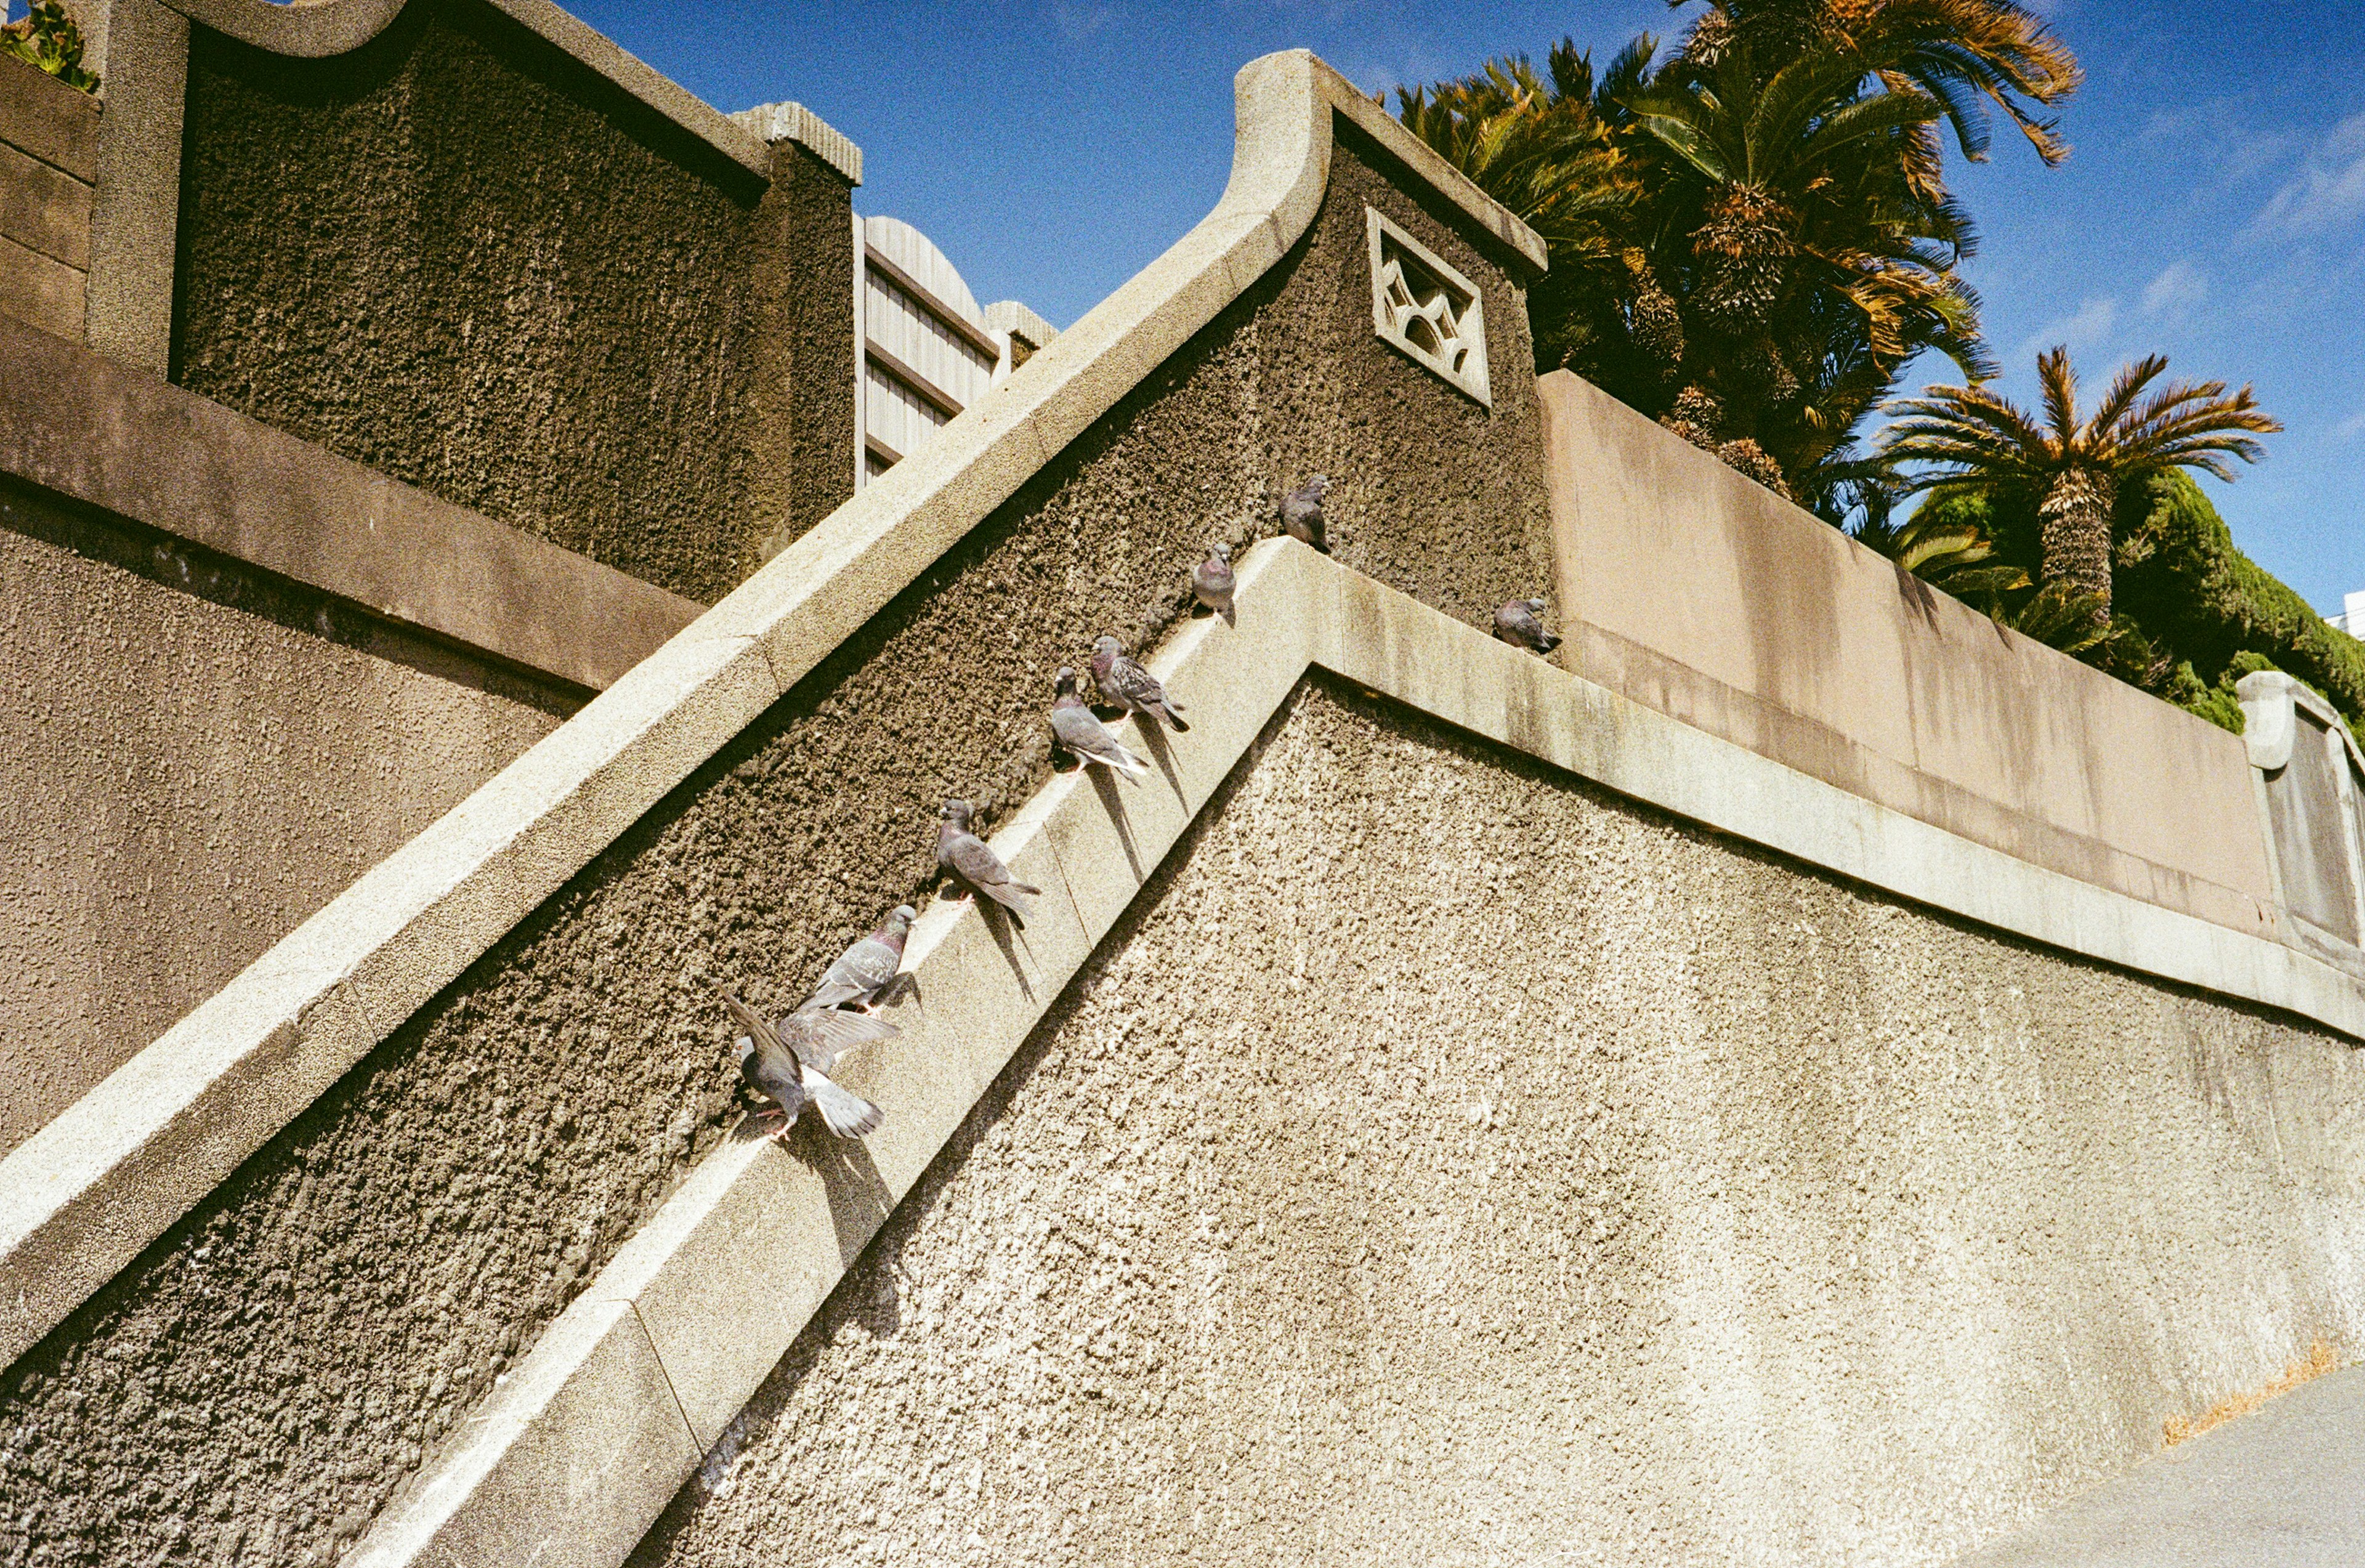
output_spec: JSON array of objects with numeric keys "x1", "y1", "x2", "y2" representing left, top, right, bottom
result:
[{"x1": 803, "y1": 1069, "x2": 883, "y2": 1138}]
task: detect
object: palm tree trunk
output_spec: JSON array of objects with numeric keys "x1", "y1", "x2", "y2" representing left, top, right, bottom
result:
[{"x1": 2039, "y1": 466, "x2": 2115, "y2": 621}]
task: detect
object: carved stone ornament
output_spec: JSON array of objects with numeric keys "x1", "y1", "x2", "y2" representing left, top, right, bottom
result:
[{"x1": 1366, "y1": 207, "x2": 1490, "y2": 405}]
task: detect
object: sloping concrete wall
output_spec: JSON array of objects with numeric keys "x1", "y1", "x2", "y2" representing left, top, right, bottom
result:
[
  {"x1": 0, "y1": 67, "x2": 1555, "y2": 1567},
  {"x1": 169, "y1": 0, "x2": 855, "y2": 598},
  {"x1": 633, "y1": 677, "x2": 2365, "y2": 1568},
  {"x1": 1540, "y1": 370, "x2": 2278, "y2": 939}
]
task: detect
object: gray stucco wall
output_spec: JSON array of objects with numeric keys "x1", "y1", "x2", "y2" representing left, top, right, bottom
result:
[
  {"x1": 169, "y1": 0, "x2": 855, "y2": 602},
  {"x1": 0, "y1": 480, "x2": 567, "y2": 1159},
  {"x1": 628, "y1": 677, "x2": 2365, "y2": 1567},
  {"x1": 0, "y1": 133, "x2": 1553, "y2": 1567}
]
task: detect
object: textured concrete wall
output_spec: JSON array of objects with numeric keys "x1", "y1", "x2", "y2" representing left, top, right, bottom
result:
[
  {"x1": 0, "y1": 480, "x2": 567, "y2": 1158},
  {"x1": 0, "y1": 134, "x2": 1553, "y2": 1567},
  {"x1": 170, "y1": 0, "x2": 855, "y2": 602},
  {"x1": 629, "y1": 678, "x2": 2365, "y2": 1568},
  {"x1": 1540, "y1": 372, "x2": 2278, "y2": 939}
]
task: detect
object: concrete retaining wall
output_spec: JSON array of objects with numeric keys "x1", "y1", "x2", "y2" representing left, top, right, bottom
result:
[
  {"x1": 6, "y1": 38, "x2": 2363, "y2": 1568},
  {"x1": 0, "y1": 311, "x2": 700, "y2": 1157},
  {"x1": 0, "y1": 57, "x2": 1556, "y2": 1568},
  {"x1": 631, "y1": 677, "x2": 2365, "y2": 1568},
  {"x1": 0, "y1": 54, "x2": 95, "y2": 340},
  {"x1": 1540, "y1": 370, "x2": 2279, "y2": 940},
  {"x1": 99, "y1": 0, "x2": 859, "y2": 600}
]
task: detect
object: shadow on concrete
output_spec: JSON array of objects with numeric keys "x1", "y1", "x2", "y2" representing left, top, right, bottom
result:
[
  {"x1": 1131, "y1": 714, "x2": 1187, "y2": 804},
  {"x1": 974, "y1": 895, "x2": 1037, "y2": 1004},
  {"x1": 795, "y1": 1129, "x2": 897, "y2": 1275},
  {"x1": 1086, "y1": 763, "x2": 1147, "y2": 883}
]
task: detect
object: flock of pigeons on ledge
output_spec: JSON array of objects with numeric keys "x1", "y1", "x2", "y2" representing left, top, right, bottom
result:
[{"x1": 718, "y1": 474, "x2": 1564, "y2": 1143}]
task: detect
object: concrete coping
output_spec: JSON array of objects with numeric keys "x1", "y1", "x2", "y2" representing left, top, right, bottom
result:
[
  {"x1": 984, "y1": 299, "x2": 1057, "y2": 352},
  {"x1": 349, "y1": 537, "x2": 2365, "y2": 1568},
  {"x1": 728, "y1": 99, "x2": 860, "y2": 185},
  {"x1": 0, "y1": 310, "x2": 703, "y2": 693},
  {"x1": 0, "y1": 46, "x2": 1546, "y2": 1379},
  {"x1": 0, "y1": 50, "x2": 101, "y2": 181},
  {"x1": 2239, "y1": 670, "x2": 2365, "y2": 776},
  {"x1": 159, "y1": 0, "x2": 774, "y2": 177}
]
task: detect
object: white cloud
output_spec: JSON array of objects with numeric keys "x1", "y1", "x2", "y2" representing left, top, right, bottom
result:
[
  {"x1": 2250, "y1": 110, "x2": 2365, "y2": 237},
  {"x1": 2139, "y1": 260, "x2": 2207, "y2": 318},
  {"x1": 2016, "y1": 296, "x2": 2118, "y2": 363},
  {"x1": 2337, "y1": 406, "x2": 2365, "y2": 440}
]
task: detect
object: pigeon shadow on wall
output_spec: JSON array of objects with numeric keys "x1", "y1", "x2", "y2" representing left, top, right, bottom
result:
[
  {"x1": 800, "y1": 1128, "x2": 897, "y2": 1274},
  {"x1": 1084, "y1": 766, "x2": 1146, "y2": 883}
]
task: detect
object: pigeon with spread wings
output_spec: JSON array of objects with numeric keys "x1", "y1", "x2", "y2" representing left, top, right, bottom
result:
[{"x1": 718, "y1": 990, "x2": 895, "y2": 1139}]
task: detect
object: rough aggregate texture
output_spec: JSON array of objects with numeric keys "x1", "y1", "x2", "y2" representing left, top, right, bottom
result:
[
  {"x1": 0, "y1": 483, "x2": 565, "y2": 1158},
  {"x1": 629, "y1": 681, "x2": 2365, "y2": 1568},
  {"x1": 0, "y1": 145, "x2": 1552, "y2": 1566},
  {"x1": 171, "y1": 0, "x2": 855, "y2": 602}
]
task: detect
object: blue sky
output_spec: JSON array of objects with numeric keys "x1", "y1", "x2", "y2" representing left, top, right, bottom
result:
[{"x1": 535, "y1": 5, "x2": 2355, "y2": 608}]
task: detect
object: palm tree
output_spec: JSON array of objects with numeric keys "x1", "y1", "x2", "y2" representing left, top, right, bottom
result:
[
  {"x1": 1615, "y1": 39, "x2": 1987, "y2": 488},
  {"x1": 1396, "y1": 2, "x2": 2077, "y2": 497},
  {"x1": 1878, "y1": 347, "x2": 2281, "y2": 622},
  {"x1": 1679, "y1": 0, "x2": 2081, "y2": 182},
  {"x1": 1393, "y1": 39, "x2": 1652, "y2": 375}
]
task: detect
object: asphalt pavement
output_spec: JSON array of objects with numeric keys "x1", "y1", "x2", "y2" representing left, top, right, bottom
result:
[{"x1": 1956, "y1": 1366, "x2": 2365, "y2": 1567}]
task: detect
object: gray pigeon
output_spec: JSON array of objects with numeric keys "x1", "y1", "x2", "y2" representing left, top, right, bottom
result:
[
  {"x1": 1279, "y1": 474, "x2": 1330, "y2": 553},
  {"x1": 1090, "y1": 635, "x2": 1188, "y2": 732},
  {"x1": 938, "y1": 799, "x2": 1040, "y2": 919},
  {"x1": 1192, "y1": 544, "x2": 1237, "y2": 624},
  {"x1": 717, "y1": 990, "x2": 895, "y2": 1139},
  {"x1": 1494, "y1": 597, "x2": 1562, "y2": 655},
  {"x1": 804, "y1": 904, "x2": 916, "y2": 1012},
  {"x1": 1051, "y1": 667, "x2": 1149, "y2": 778}
]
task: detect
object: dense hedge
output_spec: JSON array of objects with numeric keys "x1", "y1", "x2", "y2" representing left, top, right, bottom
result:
[{"x1": 1920, "y1": 473, "x2": 2365, "y2": 733}]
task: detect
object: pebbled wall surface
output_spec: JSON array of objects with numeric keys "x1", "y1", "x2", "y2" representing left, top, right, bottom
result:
[
  {"x1": 0, "y1": 135, "x2": 1554, "y2": 1567},
  {"x1": 0, "y1": 480, "x2": 567, "y2": 1160},
  {"x1": 628, "y1": 678, "x2": 2365, "y2": 1568},
  {"x1": 169, "y1": 0, "x2": 855, "y2": 602}
]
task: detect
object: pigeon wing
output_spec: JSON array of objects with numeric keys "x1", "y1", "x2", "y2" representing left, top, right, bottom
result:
[
  {"x1": 948, "y1": 830, "x2": 1041, "y2": 910},
  {"x1": 810, "y1": 936, "x2": 900, "y2": 1009},
  {"x1": 1053, "y1": 703, "x2": 1149, "y2": 777},
  {"x1": 720, "y1": 992, "x2": 806, "y2": 1116},
  {"x1": 777, "y1": 1004, "x2": 900, "y2": 1074}
]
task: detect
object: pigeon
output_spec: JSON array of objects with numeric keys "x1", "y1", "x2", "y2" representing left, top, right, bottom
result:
[
  {"x1": 1091, "y1": 636, "x2": 1188, "y2": 732},
  {"x1": 1051, "y1": 666, "x2": 1149, "y2": 778},
  {"x1": 1192, "y1": 544, "x2": 1237, "y2": 624},
  {"x1": 1279, "y1": 474, "x2": 1330, "y2": 553},
  {"x1": 717, "y1": 989, "x2": 896, "y2": 1139},
  {"x1": 1494, "y1": 597, "x2": 1562, "y2": 655},
  {"x1": 938, "y1": 799, "x2": 1040, "y2": 919},
  {"x1": 804, "y1": 904, "x2": 916, "y2": 1012}
]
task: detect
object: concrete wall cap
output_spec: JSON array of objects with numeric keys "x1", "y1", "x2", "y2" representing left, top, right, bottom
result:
[
  {"x1": 0, "y1": 44, "x2": 1521, "y2": 1378},
  {"x1": 984, "y1": 299, "x2": 1057, "y2": 350},
  {"x1": 2239, "y1": 669, "x2": 2365, "y2": 777},
  {"x1": 0, "y1": 312, "x2": 701, "y2": 692},
  {"x1": 729, "y1": 98, "x2": 860, "y2": 185},
  {"x1": 160, "y1": 0, "x2": 772, "y2": 177},
  {"x1": 349, "y1": 537, "x2": 2365, "y2": 1568}
]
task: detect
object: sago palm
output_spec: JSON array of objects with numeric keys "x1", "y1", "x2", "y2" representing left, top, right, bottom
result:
[
  {"x1": 1394, "y1": 39, "x2": 1652, "y2": 373},
  {"x1": 1879, "y1": 347, "x2": 2280, "y2": 622},
  {"x1": 1680, "y1": 0, "x2": 2080, "y2": 184}
]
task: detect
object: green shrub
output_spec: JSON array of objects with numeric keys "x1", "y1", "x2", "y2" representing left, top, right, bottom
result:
[
  {"x1": 1915, "y1": 472, "x2": 2365, "y2": 732},
  {"x1": 2, "y1": 1, "x2": 98, "y2": 94}
]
